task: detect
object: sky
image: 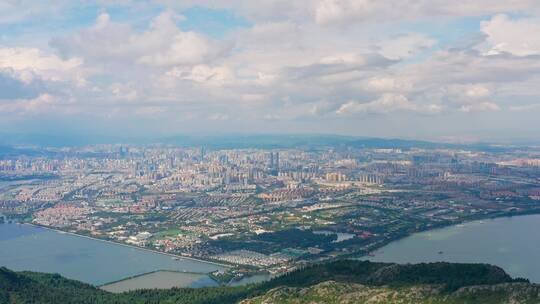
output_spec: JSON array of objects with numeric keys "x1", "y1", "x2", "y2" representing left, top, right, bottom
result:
[{"x1": 1, "y1": 1, "x2": 540, "y2": 143}]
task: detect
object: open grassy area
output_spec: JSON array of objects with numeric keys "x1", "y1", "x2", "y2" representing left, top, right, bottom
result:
[{"x1": 151, "y1": 229, "x2": 188, "y2": 239}]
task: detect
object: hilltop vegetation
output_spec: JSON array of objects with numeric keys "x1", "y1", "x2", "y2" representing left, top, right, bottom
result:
[
  {"x1": 0, "y1": 260, "x2": 537, "y2": 304},
  {"x1": 241, "y1": 281, "x2": 540, "y2": 304}
]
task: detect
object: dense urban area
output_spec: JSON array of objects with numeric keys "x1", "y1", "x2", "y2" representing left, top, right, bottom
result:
[{"x1": 2, "y1": 141, "x2": 540, "y2": 282}]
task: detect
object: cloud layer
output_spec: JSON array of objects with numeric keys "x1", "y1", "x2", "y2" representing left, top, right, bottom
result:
[{"x1": 1, "y1": 1, "x2": 540, "y2": 142}]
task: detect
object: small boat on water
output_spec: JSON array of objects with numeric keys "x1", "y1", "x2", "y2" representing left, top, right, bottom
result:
[{"x1": 438, "y1": 251, "x2": 444, "y2": 254}]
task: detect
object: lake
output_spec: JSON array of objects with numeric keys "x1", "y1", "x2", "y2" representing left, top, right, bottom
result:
[
  {"x1": 100, "y1": 270, "x2": 218, "y2": 292},
  {"x1": 8, "y1": 214, "x2": 539, "y2": 289},
  {"x1": 367, "y1": 214, "x2": 540, "y2": 282},
  {"x1": 0, "y1": 223, "x2": 225, "y2": 286}
]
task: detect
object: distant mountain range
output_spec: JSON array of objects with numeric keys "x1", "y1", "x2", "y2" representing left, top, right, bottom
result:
[
  {"x1": 0, "y1": 133, "x2": 522, "y2": 152},
  {"x1": 1, "y1": 260, "x2": 538, "y2": 304}
]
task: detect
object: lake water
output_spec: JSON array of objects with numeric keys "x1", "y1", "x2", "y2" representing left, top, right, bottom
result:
[
  {"x1": 101, "y1": 271, "x2": 218, "y2": 292},
  {"x1": 0, "y1": 224, "x2": 225, "y2": 286},
  {"x1": 7, "y1": 214, "x2": 540, "y2": 289},
  {"x1": 367, "y1": 214, "x2": 540, "y2": 282}
]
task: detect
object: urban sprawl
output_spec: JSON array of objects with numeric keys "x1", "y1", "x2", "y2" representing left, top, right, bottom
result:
[{"x1": 2, "y1": 144, "x2": 540, "y2": 282}]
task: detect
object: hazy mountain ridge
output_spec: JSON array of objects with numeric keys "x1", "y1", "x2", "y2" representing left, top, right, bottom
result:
[
  {"x1": 1, "y1": 260, "x2": 538, "y2": 304},
  {"x1": 0, "y1": 133, "x2": 522, "y2": 153},
  {"x1": 0, "y1": 133, "x2": 447, "y2": 149}
]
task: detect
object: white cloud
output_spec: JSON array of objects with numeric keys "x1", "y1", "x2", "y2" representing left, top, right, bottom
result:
[
  {"x1": 0, "y1": 94, "x2": 65, "y2": 114},
  {"x1": 137, "y1": 32, "x2": 223, "y2": 67},
  {"x1": 336, "y1": 93, "x2": 444, "y2": 115},
  {"x1": 166, "y1": 65, "x2": 234, "y2": 85},
  {"x1": 464, "y1": 85, "x2": 490, "y2": 98},
  {"x1": 241, "y1": 94, "x2": 267, "y2": 103},
  {"x1": 110, "y1": 83, "x2": 138, "y2": 101},
  {"x1": 0, "y1": 1, "x2": 63, "y2": 24},
  {"x1": 3, "y1": 1, "x2": 540, "y2": 139},
  {"x1": 315, "y1": 0, "x2": 540, "y2": 26},
  {"x1": 51, "y1": 11, "x2": 227, "y2": 67},
  {"x1": 481, "y1": 14, "x2": 540, "y2": 56},
  {"x1": 459, "y1": 101, "x2": 500, "y2": 112},
  {"x1": 336, "y1": 94, "x2": 418, "y2": 114},
  {"x1": 0, "y1": 47, "x2": 82, "y2": 83},
  {"x1": 442, "y1": 84, "x2": 493, "y2": 106},
  {"x1": 377, "y1": 33, "x2": 436, "y2": 60},
  {"x1": 238, "y1": 22, "x2": 301, "y2": 47},
  {"x1": 363, "y1": 76, "x2": 412, "y2": 93}
]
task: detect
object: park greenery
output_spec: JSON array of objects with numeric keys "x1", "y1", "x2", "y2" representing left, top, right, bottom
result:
[{"x1": 1, "y1": 260, "x2": 534, "y2": 304}]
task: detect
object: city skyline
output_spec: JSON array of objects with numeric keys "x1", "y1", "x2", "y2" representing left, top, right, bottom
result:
[
  {"x1": 4, "y1": 139, "x2": 540, "y2": 286},
  {"x1": 2, "y1": 1, "x2": 540, "y2": 142}
]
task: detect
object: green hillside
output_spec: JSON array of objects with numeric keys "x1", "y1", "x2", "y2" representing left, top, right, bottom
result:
[
  {"x1": 241, "y1": 281, "x2": 540, "y2": 304},
  {"x1": 1, "y1": 260, "x2": 538, "y2": 304}
]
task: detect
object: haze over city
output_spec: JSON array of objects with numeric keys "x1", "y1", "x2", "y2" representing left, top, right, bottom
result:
[{"x1": 2, "y1": 1, "x2": 540, "y2": 143}]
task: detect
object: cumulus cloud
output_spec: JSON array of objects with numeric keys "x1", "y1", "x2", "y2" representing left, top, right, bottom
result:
[
  {"x1": 0, "y1": 94, "x2": 65, "y2": 114},
  {"x1": 336, "y1": 94, "x2": 439, "y2": 115},
  {"x1": 155, "y1": 0, "x2": 540, "y2": 26},
  {"x1": 51, "y1": 11, "x2": 228, "y2": 67},
  {"x1": 459, "y1": 101, "x2": 500, "y2": 112},
  {"x1": 443, "y1": 84, "x2": 494, "y2": 106},
  {"x1": 315, "y1": 0, "x2": 540, "y2": 26},
  {"x1": 285, "y1": 53, "x2": 394, "y2": 80},
  {"x1": 0, "y1": 47, "x2": 82, "y2": 83},
  {"x1": 240, "y1": 94, "x2": 267, "y2": 103},
  {"x1": 377, "y1": 33, "x2": 436, "y2": 60},
  {"x1": 481, "y1": 14, "x2": 540, "y2": 56},
  {"x1": 109, "y1": 83, "x2": 138, "y2": 101},
  {"x1": 464, "y1": 85, "x2": 490, "y2": 98},
  {"x1": 0, "y1": 71, "x2": 42, "y2": 99},
  {"x1": 0, "y1": 1, "x2": 64, "y2": 24},
  {"x1": 363, "y1": 76, "x2": 412, "y2": 93},
  {"x1": 137, "y1": 32, "x2": 225, "y2": 67},
  {"x1": 3, "y1": 1, "x2": 540, "y2": 140},
  {"x1": 166, "y1": 65, "x2": 234, "y2": 85}
]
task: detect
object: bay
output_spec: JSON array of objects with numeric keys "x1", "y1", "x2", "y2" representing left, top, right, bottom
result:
[
  {"x1": 100, "y1": 270, "x2": 218, "y2": 293},
  {"x1": 0, "y1": 223, "x2": 225, "y2": 286},
  {"x1": 367, "y1": 214, "x2": 540, "y2": 282}
]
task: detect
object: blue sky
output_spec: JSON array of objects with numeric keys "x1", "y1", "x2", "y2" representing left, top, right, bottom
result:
[
  {"x1": 179, "y1": 6, "x2": 251, "y2": 37},
  {"x1": 1, "y1": 1, "x2": 540, "y2": 143}
]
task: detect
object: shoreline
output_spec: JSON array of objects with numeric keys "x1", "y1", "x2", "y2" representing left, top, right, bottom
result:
[
  {"x1": 10, "y1": 210, "x2": 540, "y2": 288},
  {"x1": 355, "y1": 210, "x2": 540, "y2": 260},
  {"x1": 24, "y1": 223, "x2": 231, "y2": 269},
  {"x1": 18, "y1": 210, "x2": 540, "y2": 268}
]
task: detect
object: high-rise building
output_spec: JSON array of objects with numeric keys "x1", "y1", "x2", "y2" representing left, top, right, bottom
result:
[
  {"x1": 119, "y1": 146, "x2": 128, "y2": 158},
  {"x1": 224, "y1": 170, "x2": 231, "y2": 185},
  {"x1": 200, "y1": 147, "x2": 205, "y2": 161},
  {"x1": 269, "y1": 152, "x2": 274, "y2": 169}
]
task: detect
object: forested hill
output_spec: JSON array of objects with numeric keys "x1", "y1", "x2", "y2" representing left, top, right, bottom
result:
[{"x1": 1, "y1": 260, "x2": 538, "y2": 304}]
